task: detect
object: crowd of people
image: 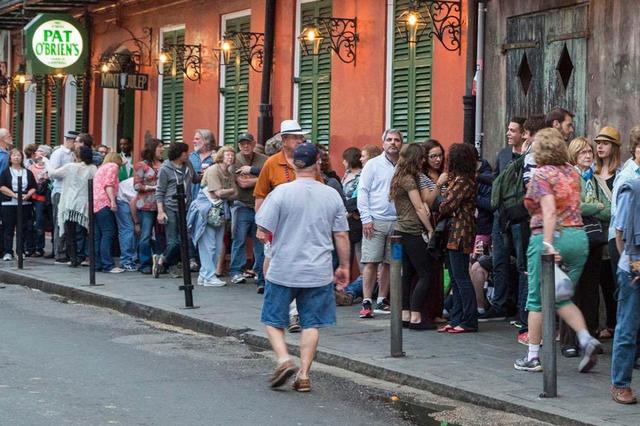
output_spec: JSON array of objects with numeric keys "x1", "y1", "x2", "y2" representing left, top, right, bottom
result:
[{"x1": 2, "y1": 108, "x2": 640, "y2": 401}]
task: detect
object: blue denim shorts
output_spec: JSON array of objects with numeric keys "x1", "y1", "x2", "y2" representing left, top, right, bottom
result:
[{"x1": 261, "y1": 281, "x2": 336, "y2": 329}]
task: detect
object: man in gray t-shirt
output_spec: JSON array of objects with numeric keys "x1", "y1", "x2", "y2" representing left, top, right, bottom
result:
[{"x1": 256, "y1": 143, "x2": 349, "y2": 392}]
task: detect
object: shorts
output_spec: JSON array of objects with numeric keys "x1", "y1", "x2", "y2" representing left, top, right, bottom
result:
[
  {"x1": 361, "y1": 219, "x2": 396, "y2": 264},
  {"x1": 525, "y1": 228, "x2": 588, "y2": 312},
  {"x1": 261, "y1": 281, "x2": 336, "y2": 329}
]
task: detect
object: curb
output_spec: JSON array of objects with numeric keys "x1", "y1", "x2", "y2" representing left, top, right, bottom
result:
[{"x1": 0, "y1": 268, "x2": 592, "y2": 426}]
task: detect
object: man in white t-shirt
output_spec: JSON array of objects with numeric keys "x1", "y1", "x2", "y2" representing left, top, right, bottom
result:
[{"x1": 256, "y1": 143, "x2": 349, "y2": 392}]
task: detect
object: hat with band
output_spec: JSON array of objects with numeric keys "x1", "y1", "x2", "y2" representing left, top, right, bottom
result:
[{"x1": 594, "y1": 126, "x2": 621, "y2": 146}]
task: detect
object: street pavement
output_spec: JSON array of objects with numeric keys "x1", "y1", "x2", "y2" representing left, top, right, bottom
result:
[
  {"x1": 0, "y1": 258, "x2": 638, "y2": 425},
  {"x1": 0, "y1": 285, "x2": 549, "y2": 426}
]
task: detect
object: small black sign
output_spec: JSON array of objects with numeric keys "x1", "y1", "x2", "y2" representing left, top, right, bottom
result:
[{"x1": 99, "y1": 72, "x2": 148, "y2": 91}]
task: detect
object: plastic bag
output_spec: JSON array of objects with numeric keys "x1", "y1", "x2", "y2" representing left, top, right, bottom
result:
[{"x1": 555, "y1": 264, "x2": 574, "y2": 302}]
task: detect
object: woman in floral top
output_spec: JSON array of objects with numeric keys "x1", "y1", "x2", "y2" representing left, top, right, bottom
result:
[
  {"x1": 134, "y1": 138, "x2": 164, "y2": 274},
  {"x1": 514, "y1": 128, "x2": 601, "y2": 373},
  {"x1": 437, "y1": 143, "x2": 478, "y2": 334}
]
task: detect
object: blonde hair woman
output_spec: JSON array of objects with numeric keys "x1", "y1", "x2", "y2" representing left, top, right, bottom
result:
[{"x1": 514, "y1": 128, "x2": 601, "y2": 373}]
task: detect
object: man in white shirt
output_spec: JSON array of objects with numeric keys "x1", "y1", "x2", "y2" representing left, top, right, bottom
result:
[
  {"x1": 357, "y1": 129, "x2": 403, "y2": 318},
  {"x1": 46, "y1": 131, "x2": 78, "y2": 261}
]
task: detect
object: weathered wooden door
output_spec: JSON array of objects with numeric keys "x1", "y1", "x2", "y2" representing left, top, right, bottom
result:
[{"x1": 505, "y1": 4, "x2": 588, "y2": 135}]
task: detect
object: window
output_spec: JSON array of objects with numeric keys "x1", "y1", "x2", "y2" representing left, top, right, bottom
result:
[
  {"x1": 34, "y1": 83, "x2": 46, "y2": 145},
  {"x1": 49, "y1": 79, "x2": 62, "y2": 145},
  {"x1": 296, "y1": 0, "x2": 332, "y2": 145},
  {"x1": 160, "y1": 28, "x2": 185, "y2": 144},
  {"x1": 221, "y1": 15, "x2": 250, "y2": 147},
  {"x1": 389, "y1": 0, "x2": 433, "y2": 142}
]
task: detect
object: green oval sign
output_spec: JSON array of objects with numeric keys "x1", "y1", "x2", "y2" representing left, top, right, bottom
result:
[{"x1": 24, "y1": 13, "x2": 88, "y2": 75}]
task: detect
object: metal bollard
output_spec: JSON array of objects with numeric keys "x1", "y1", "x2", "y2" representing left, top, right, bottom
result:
[
  {"x1": 16, "y1": 175, "x2": 23, "y2": 270},
  {"x1": 540, "y1": 253, "x2": 557, "y2": 398},
  {"x1": 175, "y1": 183, "x2": 196, "y2": 309},
  {"x1": 390, "y1": 234, "x2": 404, "y2": 357},
  {"x1": 87, "y1": 179, "x2": 97, "y2": 286}
]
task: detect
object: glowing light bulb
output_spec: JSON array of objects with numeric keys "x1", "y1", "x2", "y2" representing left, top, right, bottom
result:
[
  {"x1": 222, "y1": 41, "x2": 231, "y2": 52},
  {"x1": 159, "y1": 52, "x2": 169, "y2": 63},
  {"x1": 407, "y1": 13, "x2": 418, "y2": 26},
  {"x1": 101, "y1": 64, "x2": 109, "y2": 73},
  {"x1": 307, "y1": 29, "x2": 317, "y2": 41},
  {"x1": 18, "y1": 75, "x2": 25, "y2": 84}
]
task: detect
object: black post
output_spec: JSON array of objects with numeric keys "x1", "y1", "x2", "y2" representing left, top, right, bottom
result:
[
  {"x1": 16, "y1": 175, "x2": 23, "y2": 269},
  {"x1": 87, "y1": 179, "x2": 96, "y2": 285},
  {"x1": 463, "y1": 0, "x2": 478, "y2": 146},
  {"x1": 540, "y1": 253, "x2": 557, "y2": 398},
  {"x1": 257, "y1": 0, "x2": 276, "y2": 146},
  {"x1": 175, "y1": 183, "x2": 195, "y2": 308}
]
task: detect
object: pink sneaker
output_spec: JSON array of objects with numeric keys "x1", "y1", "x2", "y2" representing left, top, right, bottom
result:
[{"x1": 518, "y1": 332, "x2": 529, "y2": 346}]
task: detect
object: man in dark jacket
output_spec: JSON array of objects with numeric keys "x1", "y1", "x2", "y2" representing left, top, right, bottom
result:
[{"x1": 482, "y1": 116, "x2": 525, "y2": 323}]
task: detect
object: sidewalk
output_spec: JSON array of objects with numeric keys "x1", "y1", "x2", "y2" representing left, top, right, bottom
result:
[{"x1": 0, "y1": 258, "x2": 636, "y2": 425}]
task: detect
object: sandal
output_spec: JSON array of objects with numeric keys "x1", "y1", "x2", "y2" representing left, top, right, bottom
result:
[{"x1": 437, "y1": 324, "x2": 453, "y2": 333}]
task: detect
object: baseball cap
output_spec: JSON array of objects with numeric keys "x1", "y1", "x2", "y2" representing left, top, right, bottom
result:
[
  {"x1": 237, "y1": 132, "x2": 255, "y2": 143},
  {"x1": 293, "y1": 143, "x2": 319, "y2": 168}
]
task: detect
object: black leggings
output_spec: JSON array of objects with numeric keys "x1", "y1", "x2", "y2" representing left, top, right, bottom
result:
[
  {"x1": 2, "y1": 205, "x2": 31, "y2": 256},
  {"x1": 398, "y1": 231, "x2": 434, "y2": 312}
]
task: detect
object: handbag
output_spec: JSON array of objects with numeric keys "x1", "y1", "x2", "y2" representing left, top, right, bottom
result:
[
  {"x1": 427, "y1": 217, "x2": 451, "y2": 259},
  {"x1": 582, "y1": 216, "x2": 607, "y2": 249},
  {"x1": 555, "y1": 264, "x2": 574, "y2": 302}
]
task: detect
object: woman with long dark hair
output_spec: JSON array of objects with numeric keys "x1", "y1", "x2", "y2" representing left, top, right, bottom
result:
[
  {"x1": 437, "y1": 143, "x2": 479, "y2": 333},
  {"x1": 134, "y1": 138, "x2": 164, "y2": 274},
  {"x1": 390, "y1": 144, "x2": 435, "y2": 329}
]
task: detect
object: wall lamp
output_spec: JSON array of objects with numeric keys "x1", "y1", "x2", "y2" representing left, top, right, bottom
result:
[
  {"x1": 396, "y1": 0, "x2": 462, "y2": 53},
  {"x1": 298, "y1": 17, "x2": 358, "y2": 64},
  {"x1": 214, "y1": 31, "x2": 265, "y2": 72},
  {"x1": 157, "y1": 43, "x2": 202, "y2": 82}
]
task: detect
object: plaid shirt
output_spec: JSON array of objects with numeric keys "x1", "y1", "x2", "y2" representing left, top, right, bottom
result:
[{"x1": 439, "y1": 175, "x2": 477, "y2": 254}]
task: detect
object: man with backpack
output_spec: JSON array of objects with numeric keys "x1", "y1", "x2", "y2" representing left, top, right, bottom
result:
[{"x1": 482, "y1": 117, "x2": 526, "y2": 323}]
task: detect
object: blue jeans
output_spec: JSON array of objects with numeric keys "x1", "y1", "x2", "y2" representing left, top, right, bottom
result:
[
  {"x1": 612, "y1": 269, "x2": 640, "y2": 388},
  {"x1": 511, "y1": 223, "x2": 529, "y2": 330},
  {"x1": 115, "y1": 200, "x2": 137, "y2": 268},
  {"x1": 229, "y1": 205, "x2": 264, "y2": 285},
  {"x1": 161, "y1": 209, "x2": 181, "y2": 267},
  {"x1": 138, "y1": 210, "x2": 157, "y2": 270},
  {"x1": 490, "y1": 214, "x2": 509, "y2": 313},
  {"x1": 345, "y1": 275, "x2": 363, "y2": 298},
  {"x1": 448, "y1": 250, "x2": 478, "y2": 330},
  {"x1": 94, "y1": 207, "x2": 116, "y2": 271},
  {"x1": 197, "y1": 224, "x2": 226, "y2": 281}
]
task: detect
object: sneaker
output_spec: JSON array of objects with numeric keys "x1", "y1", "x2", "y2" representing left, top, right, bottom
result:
[
  {"x1": 514, "y1": 356, "x2": 542, "y2": 372},
  {"x1": 579, "y1": 338, "x2": 601, "y2": 373},
  {"x1": 517, "y1": 331, "x2": 529, "y2": 346},
  {"x1": 201, "y1": 277, "x2": 226, "y2": 287},
  {"x1": 121, "y1": 264, "x2": 138, "y2": 272},
  {"x1": 107, "y1": 267, "x2": 125, "y2": 274},
  {"x1": 256, "y1": 285, "x2": 265, "y2": 294},
  {"x1": 359, "y1": 301, "x2": 374, "y2": 318},
  {"x1": 2, "y1": 253, "x2": 13, "y2": 261},
  {"x1": 54, "y1": 257, "x2": 69, "y2": 264},
  {"x1": 80, "y1": 260, "x2": 90, "y2": 267},
  {"x1": 231, "y1": 274, "x2": 246, "y2": 284},
  {"x1": 189, "y1": 260, "x2": 200, "y2": 272},
  {"x1": 197, "y1": 276, "x2": 204, "y2": 286},
  {"x1": 478, "y1": 308, "x2": 506, "y2": 322},
  {"x1": 374, "y1": 298, "x2": 391, "y2": 315},
  {"x1": 288, "y1": 315, "x2": 301, "y2": 333},
  {"x1": 152, "y1": 255, "x2": 160, "y2": 279},
  {"x1": 33, "y1": 250, "x2": 44, "y2": 258},
  {"x1": 510, "y1": 320, "x2": 524, "y2": 329},
  {"x1": 243, "y1": 269, "x2": 257, "y2": 279}
]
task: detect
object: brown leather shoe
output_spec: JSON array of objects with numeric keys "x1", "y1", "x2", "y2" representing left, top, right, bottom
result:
[
  {"x1": 293, "y1": 376, "x2": 311, "y2": 392},
  {"x1": 335, "y1": 291, "x2": 353, "y2": 306},
  {"x1": 270, "y1": 359, "x2": 297, "y2": 388},
  {"x1": 611, "y1": 386, "x2": 638, "y2": 404}
]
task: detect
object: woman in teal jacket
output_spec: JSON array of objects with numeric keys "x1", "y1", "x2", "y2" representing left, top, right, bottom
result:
[{"x1": 558, "y1": 137, "x2": 611, "y2": 357}]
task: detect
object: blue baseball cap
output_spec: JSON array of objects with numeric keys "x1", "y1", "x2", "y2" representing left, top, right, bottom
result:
[{"x1": 293, "y1": 143, "x2": 319, "y2": 168}]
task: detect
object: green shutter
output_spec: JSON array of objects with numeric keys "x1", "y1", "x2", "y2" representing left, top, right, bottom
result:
[
  {"x1": 391, "y1": 0, "x2": 433, "y2": 142},
  {"x1": 74, "y1": 75, "x2": 84, "y2": 132},
  {"x1": 161, "y1": 28, "x2": 185, "y2": 144},
  {"x1": 222, "y1": 16, "x2": 251, "y2": 147},
  {"x1": 49, "y1": 79, "x2": 61, "y2": 146},
  {"x1": 35, "y1": 83, "x2": 46, "y2": 145},
  {"x1": 297, "y1": 0, "x2": 332, "y2": 145}
]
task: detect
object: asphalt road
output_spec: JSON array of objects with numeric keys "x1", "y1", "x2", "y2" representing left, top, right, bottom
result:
[{"x1": 0, "y1": 285, "x2": 548, "y2": 426}]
